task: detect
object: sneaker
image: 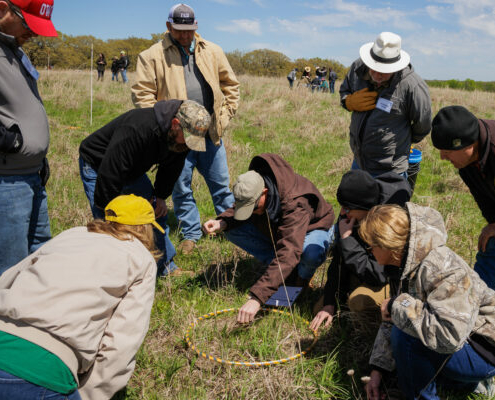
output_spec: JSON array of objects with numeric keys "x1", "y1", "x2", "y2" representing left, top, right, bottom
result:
[{"x1": 177, "y1": 239, "x2": 196, "y2": 255}]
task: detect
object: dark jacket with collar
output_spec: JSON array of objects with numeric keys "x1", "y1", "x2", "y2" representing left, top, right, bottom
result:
[
  {"x1": 323, "y1": 172, "x2": 411, "y2": 307},
  {"x1": 218, "y1": 153, "x2": 335, "y2": 303},
  {"x1": 339, "y1": 58, "x2": 431, "y2": 175},
  {"x1": 459, "y1": 119, "x2": 495, "y2": 224},
  {"x1": 79, "y1": 100, "x2": 187, "y2": 209}
]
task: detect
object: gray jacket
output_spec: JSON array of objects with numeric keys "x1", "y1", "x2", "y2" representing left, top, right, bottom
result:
[
  {"x1": 0, "y1": 32, "x2": 49, "y2": 175},
  {"x1": 370, "y1": 202, "x2": 495, "y2": 371},
  {"x1": 340, "y1": 59, "x2": 431, "y2": 175}
]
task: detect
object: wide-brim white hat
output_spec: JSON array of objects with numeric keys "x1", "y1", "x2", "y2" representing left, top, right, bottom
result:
[{"x1": 359, "y1": 32, "x2": 410, "y2": 74}]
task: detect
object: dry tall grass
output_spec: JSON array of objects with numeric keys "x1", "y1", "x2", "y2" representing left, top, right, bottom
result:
[{"x1": 41, "y1": 70, "x2": 494, "y2": 399}]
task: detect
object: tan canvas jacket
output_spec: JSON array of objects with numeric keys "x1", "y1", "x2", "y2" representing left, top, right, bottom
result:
[
  {"x1": 0, "y1": 227, "x2": 157, "y2": 400},
  {"x1": 370, "y1": 203, "x2": 495, "y2": 371},
  {"x1": 131, "y1": 32, "x2": 240, "y2": 145}
]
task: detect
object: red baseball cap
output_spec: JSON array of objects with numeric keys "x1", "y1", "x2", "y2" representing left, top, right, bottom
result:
[{"x1": 10, "y1": 0, "x2": 57, "y2": 37}]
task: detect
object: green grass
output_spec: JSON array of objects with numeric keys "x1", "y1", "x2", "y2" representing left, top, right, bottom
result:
[{"x1": 41, "y1": 70, "x2": 495, "y2": 399}]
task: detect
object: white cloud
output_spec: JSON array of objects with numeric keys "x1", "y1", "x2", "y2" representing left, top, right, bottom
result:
[
  {"x1": 209, "y1": 0, "x2": 237, "y2": 4},
  {"x1": 217, "y1": 19, "x2": 262, "y2": 36},
  {"x1": 439, "y1": 0, "x2": 495, "y2": 36}
]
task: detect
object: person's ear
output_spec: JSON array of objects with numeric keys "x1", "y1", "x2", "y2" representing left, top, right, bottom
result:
[
  {"x1": 0, "y1": 2, "x2": 9, "y2": 17},
  {"x1": 261, "y1": 188, "x2": 268, "y2": 195},
  {"x1": 166, "y1": 21, "x2": 172, "y2": 33},
  {"x1": 171, "y1": 118, "x2": 181, "y2": 130}
]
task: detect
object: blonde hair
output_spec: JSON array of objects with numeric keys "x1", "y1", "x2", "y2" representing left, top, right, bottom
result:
[
  {"x1": 358, "y1": 204, "x2": 409, "y2": 263},
  {"x1": 87, "y1": 220, "x2": 161, "y2": 261}
]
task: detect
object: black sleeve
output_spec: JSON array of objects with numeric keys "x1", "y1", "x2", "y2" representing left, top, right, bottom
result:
[
  {"x1": 94, "y1": 126, "x2": 145, "y2": 209},
  {"x1": 323, "y1": 248, "x2": 349, "y2": 307},
  {"x1": 154, "y1": 151, "x2": 188, "y2": 199},
  {"x1": 339, "y1": 235, "x2": 387, "y2": 287},
  {"x1": 0, "y1": 121, "x2": 23, "y2": 153}
]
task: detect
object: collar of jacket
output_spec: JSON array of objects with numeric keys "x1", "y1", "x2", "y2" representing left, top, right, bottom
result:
[
  {"x1": 0, "y1": 31, "x2": 18, "y2": 49},
  {"x1": 162, "y1": 31, "x2": 206, "y2": 53}
]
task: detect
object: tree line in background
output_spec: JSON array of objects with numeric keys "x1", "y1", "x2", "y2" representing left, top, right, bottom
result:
[
  {"x1": 22, "y1": 32, "x2": 495, "y2": 91},
  {"x1": 23, "y1": 32, "x2": 348, "y2": 79}
]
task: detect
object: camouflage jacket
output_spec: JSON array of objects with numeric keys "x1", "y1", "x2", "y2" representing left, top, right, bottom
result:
[{"x1": 370, "y1": 202, "x2": 495, "y2": 371}]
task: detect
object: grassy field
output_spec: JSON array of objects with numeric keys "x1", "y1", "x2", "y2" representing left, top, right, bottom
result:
[{"x1": 40, "y1": 70, "x2": 495, "y2": 399}]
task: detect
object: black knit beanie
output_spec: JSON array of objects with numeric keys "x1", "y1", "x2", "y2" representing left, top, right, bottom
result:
[
  {"x1": 337, "y1": 170, "x2": 380, "y2": 210},
  {"x1": 431, "y1": 106, "x2": 479, "y2": 150}
]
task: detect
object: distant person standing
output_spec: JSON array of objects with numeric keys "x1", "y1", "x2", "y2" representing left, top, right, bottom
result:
[
  {"x1": 340, "y1": 32, "x2": 431, "y2": 178},
  {"x1": 96, "y1": 52, "x2": 106, "y2": 81},
  {"x1": 287, "y1": 68, "x2": 297, "y2": 89},
  {"x1": 0, "y1": 0, "x2": 57, "y2": 276},
  {"x1": 328, "y1": 68, "x2": 337, "y2": 94},
  {"x1": 431, "y1": 106, "x2": 495, "y2": 290},
  {"x1": 111, "y1": 55, "x2": 119, "y2": 81},
  {"x1": 118, "y1": 50, "x2": 129, "y2": 83},
  {"x1": 132, "y1": 3, "x2": 240, "y2": 255}
]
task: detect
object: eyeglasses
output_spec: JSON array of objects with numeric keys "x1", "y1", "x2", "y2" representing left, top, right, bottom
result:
[
  {"x1": 343, "y1": 207, "x2": 350, "y2": 214},
  {"x1": 7, "y1": 1, "x2": 32, "y2": 32}
]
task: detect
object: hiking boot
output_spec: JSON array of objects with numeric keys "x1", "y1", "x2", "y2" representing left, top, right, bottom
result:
[
  {"x1": 165, "y1": 268, "x2": 195, "y2": 278},
  {"x1": 177, "y1": 239, "x2": 196, "y2": 255}
]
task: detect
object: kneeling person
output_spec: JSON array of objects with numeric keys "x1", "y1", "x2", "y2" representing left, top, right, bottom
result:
[
  {"x1": 311, "y1": 170, "x2": 411, "y2": 331},
  {"x1": 203, "y1": 153, "x2": 335, "y2": 323},
  {"x1": 0, "y1": 195, "x2": 161, "y2": 399}
]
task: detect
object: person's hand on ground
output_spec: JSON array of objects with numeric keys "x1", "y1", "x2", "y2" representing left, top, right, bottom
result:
[
  {"x1": 345, "y1": 88, "x2": 378, "y2": 112},
  {"x1": 309, "y1": 305, "x2": 335, "y2": 331},
  {"x1": 366, "y1": 370, "x2": 385, "y2": 400},
  {"x1": 203, "y1": 219, "x2": 227, "y2": 234},
  {"x1": 478, "y1": 223, "x2": 495, "y2": 252},
  {"x1": 154, "y1": 197, "x2": 168, "y2": 218},
  {"x1": 237, "y1": 298, "x2": 261, "y2": 324}
]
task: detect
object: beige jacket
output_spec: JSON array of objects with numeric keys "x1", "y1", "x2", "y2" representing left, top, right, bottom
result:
[
  {"x1": 131, "y1": 32, "x2": 240, "y2": 145},
  {"x1": 0, "y1": 227, "x2": 157, "y2": 400}
]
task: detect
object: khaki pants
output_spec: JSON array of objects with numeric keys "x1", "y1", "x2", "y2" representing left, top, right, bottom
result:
[{"x1": 347, "y1": 275, "x2": 389, "y2": 313}]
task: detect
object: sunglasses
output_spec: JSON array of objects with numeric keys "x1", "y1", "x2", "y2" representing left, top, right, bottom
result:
[
  {"x1": 8, "y1": 1, "x2": 32, "y2": 32},
  {"x1": 343, "y1": 207, "x2": 350, "y2": 214}
]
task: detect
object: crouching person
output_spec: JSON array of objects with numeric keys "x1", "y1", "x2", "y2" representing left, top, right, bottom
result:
[
  {"x1": 203, "y1": 153, "x2": 335, "y2": 323},
  {"x1": 0, "y1": 194, "x2": 161, "y2": 400},
  {"x1": 359, "y1": 203, "x2": 495, "y2": 400},
  {"x1": 310, "y1": 170, "x2": 411, "y2": 331}
]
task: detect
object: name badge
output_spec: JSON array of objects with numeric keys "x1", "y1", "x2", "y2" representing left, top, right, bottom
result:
[{"x1": 376, "y1": 97, "x2": 393, "y2": 113}]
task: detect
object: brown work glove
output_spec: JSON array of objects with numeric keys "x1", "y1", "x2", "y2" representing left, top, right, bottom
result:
[{"x1": 345, "y1": 88, "x2": 378, "y2": 111}]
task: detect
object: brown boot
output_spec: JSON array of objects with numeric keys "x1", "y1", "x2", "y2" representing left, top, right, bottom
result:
[
  {"x1": 166, "y1": 268, "x2": 195, "y2": 278},
  {"x1": 177, "y1": 239, "x2": 196, "y2": 255}
]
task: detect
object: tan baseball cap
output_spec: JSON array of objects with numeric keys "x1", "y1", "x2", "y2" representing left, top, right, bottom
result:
[
  {"x1": 175, "y1": 100, "x2": 210, "y2": 152},
  {"x1": 233, "y1": 171, "x2": 265, "y2": 221}
]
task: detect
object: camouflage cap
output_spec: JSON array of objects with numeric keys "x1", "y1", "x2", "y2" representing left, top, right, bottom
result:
[{"x1": 175, "y1": 100, "x2": 210, "y2": 152}]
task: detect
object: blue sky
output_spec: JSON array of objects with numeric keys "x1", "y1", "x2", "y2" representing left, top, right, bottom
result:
[{"x1": 52, "y1": 0, "x2": 495, "y2": 81}]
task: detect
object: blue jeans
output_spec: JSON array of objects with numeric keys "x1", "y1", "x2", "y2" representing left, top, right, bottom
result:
[
  {"x1": 120, "y1": 69, "x2": 128, "y2": 83},
  {"x1": 391, "y1": 326, "x2": 495, "y2": 399},
  {"x1": 0, "y1": 369, "x2": 81, "y2": 400},
  {"x1": 329, "y1": 80, "x2": 335, "y2": 93},
  {"x1": 79, "y1": 158, "x2": 177, "y2": 276},
  {"x1": 172, "y1": 138, "x2": 234, "y2": 242},
  {"x1": 0, "y1": 174, "x2": 51, "y2": 275},
  {"x1": 474, "y1": 236, "x2": 495, "y2": 290},
  {"x1": 225, "y1": 223, "x2": 335, "y2": 280},
  {"x1": 111, "y1": 72, "x2": 118, "y2": 81}
]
